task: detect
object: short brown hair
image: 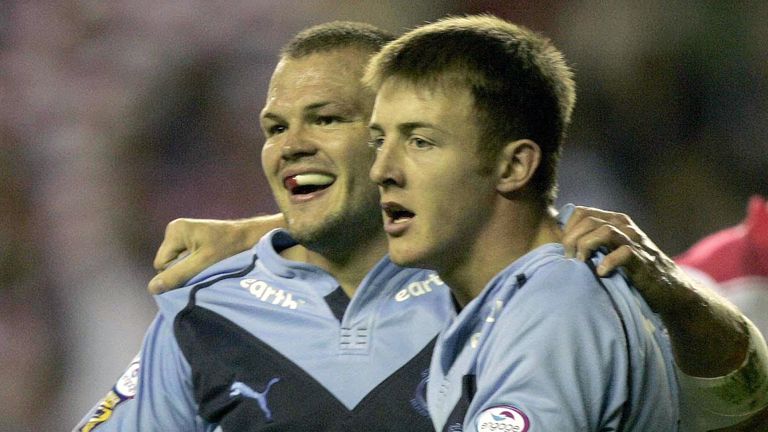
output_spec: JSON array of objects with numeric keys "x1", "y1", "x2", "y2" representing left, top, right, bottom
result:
[
  {"x1": 364, "y1": 15, "x2": 575, "y2": 205},
  {"x1": 280, "y1": 21, "x2": 395, "y2": 59}
]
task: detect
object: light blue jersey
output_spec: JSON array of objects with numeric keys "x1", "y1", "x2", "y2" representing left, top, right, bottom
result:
[
  {"x1": 75, "y1": 229, "x2": 454, "y2": 431},
  {"x1": 427, "y1": 207, "x2": 680, "y2": 431}
]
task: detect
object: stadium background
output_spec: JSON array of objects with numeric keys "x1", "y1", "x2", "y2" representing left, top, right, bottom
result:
[{"x1": 1, "y1": 1, "x2": 766, "y2": 430}]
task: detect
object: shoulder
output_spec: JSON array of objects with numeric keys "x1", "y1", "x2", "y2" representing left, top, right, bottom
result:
[
  {"x1": 187, "y1": 247, "x2": 261, "y2": 286},
  {"x1": 509, "y1": 252, "x2": 612, "y2": 314},
  {"x1": 154, "y1": 248, "x2": 261, "y2": 318},
  {"x1": 482, "y1": 252, "x2": 628, "y2": 356}
]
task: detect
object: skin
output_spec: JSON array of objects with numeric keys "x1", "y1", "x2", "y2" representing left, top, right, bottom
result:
[
  {"x1": 257, "y1": 47, "x2": 388, "y2": 297},
  {"x1": 369, "y1": 77, "x2": 561, "y2": 305},
  {"x1": 149, "y1": 215, "x2": 284, "y2": 293}
]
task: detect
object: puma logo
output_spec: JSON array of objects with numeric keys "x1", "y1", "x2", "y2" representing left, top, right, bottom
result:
[{"x1": 229, "y1": 378, "x2": 281, "y2": 422}]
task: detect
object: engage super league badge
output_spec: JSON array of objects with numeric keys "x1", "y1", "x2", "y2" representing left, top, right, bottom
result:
[{"x1": 476, "y1": 405, "x2": 530, "y2": 432}]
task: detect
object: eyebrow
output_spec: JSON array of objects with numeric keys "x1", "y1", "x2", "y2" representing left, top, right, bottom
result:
[
  {"x1": 261, "y1": 111, "x2": 283, "y2": 123},
  {"x1": 305, "y1": 101, "x2": 333, "y2": 111},
  {"x1": 368, "y1": 121, "x2": 444, "y2": 135},
  {"x1": 261, "y1": 101, "x2": 339, "y2": 123}
]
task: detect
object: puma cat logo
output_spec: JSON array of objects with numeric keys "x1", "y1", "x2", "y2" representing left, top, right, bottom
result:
[{"x1": 229, "y1": 378, "x2": 281, "y2": 422}]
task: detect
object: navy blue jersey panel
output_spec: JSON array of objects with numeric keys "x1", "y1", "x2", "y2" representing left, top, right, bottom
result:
[
  {"x1": 175, "y1": 305, "x2": 347, "y2": 431},
  {"x1": 324, "y1": 286, "x2": 351, "y2": 322}
]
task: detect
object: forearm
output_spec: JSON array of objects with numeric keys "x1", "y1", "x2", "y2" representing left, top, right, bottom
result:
[
  {"x1": 640, "y1": 266, "x2": 749, "y2": 377},
  {"x1": 560, "y1": 205, "x2": 768, "y2": 428},
  {"x1": 232, "y1": 213, "x2": 286, "y2": 248},
  {"x1": 653, "y1": 269, "x2": 768, "y2": 430}
]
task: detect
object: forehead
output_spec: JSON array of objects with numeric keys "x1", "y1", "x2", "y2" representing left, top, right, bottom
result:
[
  {"x1": 372, "y1": 77, "x2": 476, "y2": 125},
  {"x1": 264, "y1": 48, "x2": 372, "y2": 114}
]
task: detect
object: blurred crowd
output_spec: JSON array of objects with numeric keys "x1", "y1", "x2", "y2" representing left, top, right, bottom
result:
[{"x1": 1, "y1": 1, "x2": 766, "y2": 430}]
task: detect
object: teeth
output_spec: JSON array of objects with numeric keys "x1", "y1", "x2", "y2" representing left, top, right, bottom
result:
[
  {"x1": 383, "y1": 203, "x2": 414, "y2": 223},
  {"x1": 293, "y1": 173, "x2": 334, "y2": 186}
]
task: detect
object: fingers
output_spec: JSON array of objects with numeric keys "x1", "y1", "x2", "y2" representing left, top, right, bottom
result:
[
  {"x1": 564, "y1": 206, "x2": 612, "y2": 230},
  {"x1": 563, "y1": 207, "x2": 642, "y2": 260},
  {"x1": 148, "y1": 273, "x2": 169, "y2": 295},
  {"x1": 595, "y1": 244, "x2": 634, "y2": 276},
  {"x1": 596, "y1": 244, "x2": 653, "y2": 296},
  {"x1": 563, "y1": 217, "x2": 630, "y2": 261},
  {"x1": 562, "y1": 213, "x2": 599, "y2": 258},
  {"x1": 148, "y1": 214, "x2": 283, "y2": 294},
  {"x1": 149, "y1": 218, "x2": 196, "y2": 294},
  {"x1": 153, "y1": 219, "x2": 191, "y2": 272},
  {"x1": 148, "y1": 250, "x2": 201, "y2": 294}
]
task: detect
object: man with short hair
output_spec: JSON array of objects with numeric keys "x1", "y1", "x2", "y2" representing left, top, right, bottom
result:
[
  {"x1": 362, "y1": 15, "x2": 743, "y2": 430},
  {"x1": 75, "y1": 22, "x2": 453, "y2": 431}
]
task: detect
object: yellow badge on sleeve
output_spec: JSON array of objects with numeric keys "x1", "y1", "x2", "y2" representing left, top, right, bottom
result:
[
  {"x1": 79, "y1": 390, "x2": 122, "y2": 432},
  {"x1": 79, "y1": 354, "x2": 140, "y2": 432}
]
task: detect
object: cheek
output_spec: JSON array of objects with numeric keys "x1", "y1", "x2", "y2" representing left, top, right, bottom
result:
[
  {"x1": 422, "y1": 169, "x2": 486, "y2": 224},
  {"x1": 261, "y1": 143, "x2": 279, "y2": 171},
  {"x1": 260, "y1": 145, "x2": 283, "y2": 189},
  {"x1": 344, "y1": 148, "x2": 377, "y2": 179}
]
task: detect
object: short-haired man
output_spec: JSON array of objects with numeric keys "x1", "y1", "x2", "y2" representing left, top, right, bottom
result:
[
  {"x1": 75, "y1": 22, "x2": 454, "y2": 431},
  {"x1": 364, "y1": 15, "x2": 700, "y2": 430}
]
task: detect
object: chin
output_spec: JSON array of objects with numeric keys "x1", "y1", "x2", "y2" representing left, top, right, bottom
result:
[
  {"x1": 287, "y1": 223, "x2": 328, "y2": 246},
  {"x1": 388, "y1": 246, "x2": 435, "y2": 270}
]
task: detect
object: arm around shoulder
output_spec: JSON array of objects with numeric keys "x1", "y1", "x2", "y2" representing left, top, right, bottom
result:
[{"x1": 149, "y1": 214, "x2": 285, "y2": 294}]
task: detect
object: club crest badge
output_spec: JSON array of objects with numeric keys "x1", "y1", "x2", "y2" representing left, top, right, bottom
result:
[{"x1": 476, "y1": 405, "x2": 530, "y2": 432}]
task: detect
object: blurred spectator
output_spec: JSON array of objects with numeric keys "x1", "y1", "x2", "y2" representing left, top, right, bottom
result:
[
  {"x1": 0, "y1": 132, "x2": 65, "y2": 432},
  {"x1": 678, "y1": 196, "x2": 768, "y2": 336}
]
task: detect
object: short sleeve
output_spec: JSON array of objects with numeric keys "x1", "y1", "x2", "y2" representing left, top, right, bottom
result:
[{"x1": 72, "y1": 312, "x2": 210, "y2": 432}]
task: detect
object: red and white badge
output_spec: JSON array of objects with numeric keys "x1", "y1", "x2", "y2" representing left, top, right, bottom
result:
[{"x1": 476, "y1": 405, "x2": 530, "y2": 432}]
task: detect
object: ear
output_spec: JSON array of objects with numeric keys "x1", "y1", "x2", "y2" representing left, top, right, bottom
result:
[{"x1": 495, "y1": 139, "x2": 541, "y2": 194}]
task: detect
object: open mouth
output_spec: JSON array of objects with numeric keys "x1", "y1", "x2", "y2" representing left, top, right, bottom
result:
[
  {"x1": 382, "y1": 202, "x2": 415, "y2": 224},
  {"x1": 284, "y1": 173, "x2": 335, "y2": 195}
]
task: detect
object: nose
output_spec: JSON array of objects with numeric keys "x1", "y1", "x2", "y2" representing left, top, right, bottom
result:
[
  {"x1": 280, "y1": 126, "x2": 317, "y2": 161},
  {"x1": 369, "y1": 138, "x2": 404, "y2": 188}
]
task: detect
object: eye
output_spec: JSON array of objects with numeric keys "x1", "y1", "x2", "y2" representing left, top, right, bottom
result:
[
  {"x1": 367, "y1": 137, "x2": 385, "y2": 151},
  {"x1": 409, "y1": 136, "x2": 434, "y2": 149},
  {"x1": 265, "y1": 124, "x2": 287, "y2": 137},
  {"x1": 314, "y1": 116, "x2": 341, "y2": 126}
]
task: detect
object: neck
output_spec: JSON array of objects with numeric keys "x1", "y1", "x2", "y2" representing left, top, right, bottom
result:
[
  {"x1": 442, "y1": 203, "x2": 562, "y2": 307},
  {"x1": 281, "y1": 231, "x2": 389, "y2": 298}
]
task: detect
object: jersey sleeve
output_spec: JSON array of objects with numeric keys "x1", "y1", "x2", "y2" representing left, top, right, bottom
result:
[
  {"x1": 72, "y1": 311, "x2": 211, "y2": 432},
  {"x1": 464, "y1": 262, "x2": 632, "y2": 431}
]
